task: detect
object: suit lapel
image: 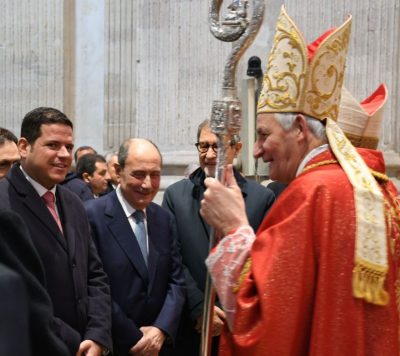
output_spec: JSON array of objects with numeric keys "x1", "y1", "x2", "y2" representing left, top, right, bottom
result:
[
  {"x1": 146, "y1": 204, "x2": 160, "y2": 292},
  {"x1": 105, "y1": 193, "x2": 149, "y2": 283},
  {"x1": 9, "y1": 166, "x2": 67, "y2": 251},
  {"x1": 195, "y1": 185, "x2": 211, "y2": 237},
  {"x1": 56, "y1": 188, "x2": 75, "y2": 254}
]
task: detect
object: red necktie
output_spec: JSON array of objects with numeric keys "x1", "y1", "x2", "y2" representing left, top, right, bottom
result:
[{"x1": 42, "y1": 191, "x2": 63, "y2": 234}]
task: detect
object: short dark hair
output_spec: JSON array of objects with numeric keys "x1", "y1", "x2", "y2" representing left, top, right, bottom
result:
[
  {"x1": 21, "y1": 107, "x2": 73, "y2": 144},
  {"x1": 76, "y1": 154, "x2": 106, "y2": 178},
  {"x1": 118, "y1": 138, "x2": 162, "y2": 169},
  {"x1": 74, "y1": 146, "x2": 97, "y2": 162},
  {"x1": 0, "y1": 127, "x2": 18, "y2": 145}
]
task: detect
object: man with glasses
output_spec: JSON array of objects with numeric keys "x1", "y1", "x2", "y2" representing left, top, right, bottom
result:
[{"x1": 162, "y1": 119, "x2": 275, "y2": 356}]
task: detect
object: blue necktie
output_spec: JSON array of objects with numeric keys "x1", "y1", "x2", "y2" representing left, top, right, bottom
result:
[{"x1": 133, "y1": 210, "x2": 148, "y2": 266}]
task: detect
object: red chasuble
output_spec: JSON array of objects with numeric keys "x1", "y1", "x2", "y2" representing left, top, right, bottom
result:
[{"x1": 217, "y1": 148, "x2": 400, "y2": 356}]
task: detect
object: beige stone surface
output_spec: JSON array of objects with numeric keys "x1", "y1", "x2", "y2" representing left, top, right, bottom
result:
[{"x1": 0, "y1": 0, "x2": 398, "y2": 183}]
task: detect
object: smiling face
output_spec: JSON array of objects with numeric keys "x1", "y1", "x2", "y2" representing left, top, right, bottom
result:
[
  {"x1": 253, "y1": 113, "x2": 303, "y2": 183},
  {"x1": 19, "y1": 124, "x2": 73, "y2": 189},
  {"x1": 198, "y1": 126, "x2": 218, "y2": 177},
  {"x1": 118, "y1": 140, "x2": 161, "y2": 210},
  {"x1": 198, "y1": 125, "x2": 242, "y2": 178}
]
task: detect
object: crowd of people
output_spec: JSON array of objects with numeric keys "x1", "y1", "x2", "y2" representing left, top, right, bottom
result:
[
  {"x1": 0, "y1": 5, "x2": 399, "y2": 356},
  {"x1": 0, "y1": 106, "x2": 274, "y2": 356}
]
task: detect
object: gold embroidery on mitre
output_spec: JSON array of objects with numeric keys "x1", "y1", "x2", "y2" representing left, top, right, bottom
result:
[{"x1": 257, "y1": 6, "x2": 352, "y2": 121}]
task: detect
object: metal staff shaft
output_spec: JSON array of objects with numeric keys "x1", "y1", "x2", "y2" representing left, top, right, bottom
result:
[
  {"x1": 200, "y1": 137, "x2": 229, "y2": 356},
  {"x1": 200, "y1": 1, "x2": 265, "y2": 355},
  {"x1": 200, "y1": 239, "x2": 217, "y2": 355}
]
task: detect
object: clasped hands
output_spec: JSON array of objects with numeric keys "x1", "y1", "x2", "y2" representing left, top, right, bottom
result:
[{"x1": 129, "y1": 326, "x2": 166, "y2": 356}]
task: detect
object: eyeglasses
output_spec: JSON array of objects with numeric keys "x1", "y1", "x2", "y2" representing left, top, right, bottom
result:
[{"x1": 195, "y1": 142, "x2": 218, "y2": 153}]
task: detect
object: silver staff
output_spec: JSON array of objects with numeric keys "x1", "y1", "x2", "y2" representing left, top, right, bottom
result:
[{"x1": 200, "y1": 1, "x2": 265, "y2": 355}]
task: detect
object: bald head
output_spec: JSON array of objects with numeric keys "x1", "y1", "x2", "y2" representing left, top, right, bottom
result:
[
  {"x1": 118, "y1": 138, "x2": 162, "y2": 169},
  {"x1": 117, "y1": 138, "x2": 162, "y2": 210}
]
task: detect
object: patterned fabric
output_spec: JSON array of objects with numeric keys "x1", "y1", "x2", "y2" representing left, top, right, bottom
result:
[
  {"x1": 257, "y1": 6, "x2": 352, "y2": 121},
  {"x1": 206, "y1": 225, "x2": 255, "y2": 330}
]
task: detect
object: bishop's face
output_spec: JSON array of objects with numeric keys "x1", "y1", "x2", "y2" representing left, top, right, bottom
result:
[{"x1": 253, "y1": 113, "x2": 302, "y2": 184}]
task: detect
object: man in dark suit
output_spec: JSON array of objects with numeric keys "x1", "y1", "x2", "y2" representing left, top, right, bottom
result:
[
  {"x1": 60, "y1": 145, "x2": 97, "y2": 201},
  {"x1": 76, "y1": 153, "x2": 110, "y2": 198},
  {"x1": 162, "y1": 119, "x2": 275, "y2": 355},
  {"x1": 85, "y1": 138, "x2": 185, "y2": 356},
  {"x1": 0, "y1": 107, "x2": 112, "y2": 355},
  {"x1": 0, "y1": 262, "x2": 30, "y2": 356},
  {"x1": 0, "y1": 209, "x2": 69, "y2": 356}
]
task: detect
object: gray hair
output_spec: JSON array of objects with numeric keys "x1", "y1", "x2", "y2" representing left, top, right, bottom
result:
[
  {"x1": 274, "y1": 113, "x2": 327, "y2": 142},
  {"x1": 105, "y1": 151, "x2": 118, "y2": 163},
  {"x1": 196, "y1": 118, "x2": 241, "y2": 144}
]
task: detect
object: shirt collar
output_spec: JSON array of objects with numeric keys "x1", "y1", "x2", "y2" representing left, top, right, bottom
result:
[
  {"x1": 115, "y1": 186, "x2": 146, "y2": 218},
  {"x1": 20, "y1": 165, "x2": 57, "y2": 197},
  {"x1": 296, "y1": 144, "x2": 329, "y2": 177}
]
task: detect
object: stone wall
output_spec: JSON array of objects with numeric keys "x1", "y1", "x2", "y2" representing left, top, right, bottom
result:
[{"x1": 0, "y1": 0, "x2": 399, "y2": 187}]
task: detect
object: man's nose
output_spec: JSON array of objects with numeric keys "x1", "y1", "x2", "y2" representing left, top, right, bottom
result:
[
  {"x1": 58, "y1": 146, "x2": 70, "y2": 158},
  {"x1": 253, "y1": 141, "x2": 262, "y2": 158},
  {"x1": 206, "y1": 146, "x2": 217, "y2": 158},
  {"x1": 141, "y1": 174, "x2": 152, "y2": 187},
  {"x1": 105, "y1": 171, "x2": 111, "y2": 181}
]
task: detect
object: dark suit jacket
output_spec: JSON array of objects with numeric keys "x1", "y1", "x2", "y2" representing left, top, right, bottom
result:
[
  {"x1": 60, "y1": 172, "x2": 94, "y2": 202},
  {"x1": 0, "y1": 263, "x2": 30, "y2": 356},
  {"x1": 0, "y1": 209, "x2": 69, "y2": 356},
  {"x1": 161, "y1": 167, "x2": 275, "y2": 355},
  {"x1": 0, "y1": 165, "x2": 112, "y2": 355},
  {"x1": 85, "y1": 191, "x2": 185, "y2": 356}
]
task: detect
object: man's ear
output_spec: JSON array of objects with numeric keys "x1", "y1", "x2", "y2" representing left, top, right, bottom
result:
[
  {"x1": 18, "y1": 138, "x2": 30, "y2": 159},
  {"x1": 115, "y1": 163, "x2": 121, "y2": 174},
  {"x1": 82, "y1": 172, "x2": 91, "y2": 184},
  {"x1": 294, "y1": 114, "x2": 309, "y2": 140}
]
